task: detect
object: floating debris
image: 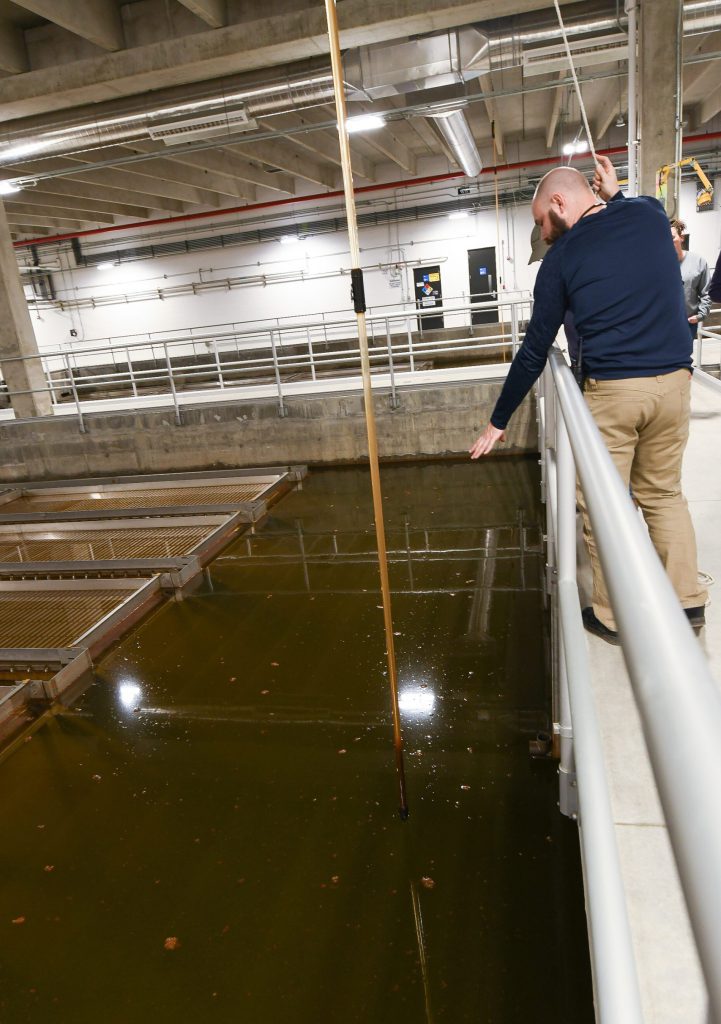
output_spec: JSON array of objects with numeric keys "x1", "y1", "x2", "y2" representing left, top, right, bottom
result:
[
  {"x1": 420, "y1": 877, "x2": 435, "y2": 890},
  {"x1": 164, "y1": 936, "x2": 181, "y2": 950}
]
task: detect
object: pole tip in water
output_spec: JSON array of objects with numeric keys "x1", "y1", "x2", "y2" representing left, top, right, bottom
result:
[{"x1": 399, "y1": 806, "x2": 409, "y2": 821}]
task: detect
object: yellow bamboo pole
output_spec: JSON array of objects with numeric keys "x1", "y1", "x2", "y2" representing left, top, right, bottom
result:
[{"x1": 324, "y1": 0, "x2": 408, "y2": 820}]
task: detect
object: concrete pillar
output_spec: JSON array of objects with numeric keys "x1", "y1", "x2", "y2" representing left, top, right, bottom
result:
[
  {"x1": 0, "y1": 202, "x2": 52, "y2": 419},
  {"x1": 638, "y1": 0, "x2": 682, "y2": 210}
]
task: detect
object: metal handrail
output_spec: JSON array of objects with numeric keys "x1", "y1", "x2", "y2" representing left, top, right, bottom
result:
[
  {"x1": 0, "y1": 295, "x2": 530, "y2": 427},
  {"x1": 544, "y1": 346, "x2": 721, "y2": 1020},
  {"x1": 46, "y1": 288, "x2": 532, "y2": 351}
]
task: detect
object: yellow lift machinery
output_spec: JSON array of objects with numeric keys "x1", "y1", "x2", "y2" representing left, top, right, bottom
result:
[{"x1": 657, "y1": 157, "x2": 715, "y2": 212}]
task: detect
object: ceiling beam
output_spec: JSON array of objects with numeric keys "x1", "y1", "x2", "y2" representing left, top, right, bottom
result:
[
  {"x1": 5, "y1": 201, "x2": 116, "y2": 225},
  {"x1": 7, "y1": 214, "x2": 90, "y2": 231},
  {"x1": 478, "y1": 75, "x2": 504, "y2": 157},
  {"x1": 261, "y1": 111, "x2": 376, "y2": 182},
  {"x1": 0, "y1": 0, "x2": 586, "y2": 122},
  {"x1": 175, "y1": 0, "x2": 227, "y2": 29},
  {"x1": 8, "y1": 162, "x2": 187, "y2": 212},
  {"x1": 546, "y1": 73, "x2": 566, "y2": 150},
  {"x1": 95, "y1": 145, "x2": 256, "y2": 203},
  {"x1": 344, "y1": 103, "x2": 417, "y2": 174},
  {"x1": 593, "y1": 75, "x2": 625, "y2": 140},
  {"x1": 0, "y1": 21, "x2": 29, "y2": 73},
  {"x1": 11, "y1": 0, "x2": 124, "y2": 52},
  {"x1": 224, "y1": 138, "x2": 336, "y2": 189},
  {"x1": 123, "y1": 140, "x2": 296, "y2": 195},
  {"x1": 697, "y1": 81, "x2": 721, "y2": 126},
  {"x1": 3, "y1": 188, "x2": 150, "y2": 220},
  {"x1": 683, "y1": 29, "x2": 721, "y2": 92}
]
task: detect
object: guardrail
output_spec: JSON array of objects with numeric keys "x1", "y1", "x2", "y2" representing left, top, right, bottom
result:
[
  {"x1": 538, "y1": 347, "x2": 721, "y2": 1022},
  {"x1": 696, "y1": 324, "x2": 721, "y2": 372},
  {"x1": 1, "y1": 295, "x2": 532, "y2": 430}
]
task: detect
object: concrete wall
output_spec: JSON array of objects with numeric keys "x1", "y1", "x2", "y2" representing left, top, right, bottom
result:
[
  {"x1": 25, "y1": 174, "x2": 539, "y2": 349},
  {"x1": 0, "y1": 382, "x2": 537, "y2": 483}
]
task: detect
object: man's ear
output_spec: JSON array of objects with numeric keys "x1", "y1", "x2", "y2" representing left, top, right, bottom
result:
[{"x1": 551, "y1": 191, "x2": 566, "y2": 213}]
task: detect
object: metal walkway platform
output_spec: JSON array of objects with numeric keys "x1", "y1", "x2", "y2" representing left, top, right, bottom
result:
[{"x1": 0, "y1": 467, "x2": 304, "y2": 748}]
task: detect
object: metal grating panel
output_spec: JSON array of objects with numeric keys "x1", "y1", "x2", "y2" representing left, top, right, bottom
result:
[
  {"x1": 0, "y1": 590, "x2": 129, "y2": 648},
  {"x1": 3, "y1": 483, "x2": 264, "y2": 514},
  {"x1": 0, "y1": 525, "x2": 209, "y2": 562}
]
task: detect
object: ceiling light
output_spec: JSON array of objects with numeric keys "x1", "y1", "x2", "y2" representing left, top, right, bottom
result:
[
  {"x1": 279, "y1": 234, "x2": 300, "y2": 245},
  {"x1": 449, "y1": 210, "x2": 469, "y2": 220},
  {"x1": 345, "y1": 113, "x2": 385, "y2": 134},
  {"x1": 0, "y1": 180, "x2": 21, "y2": 195},
  {"x1": 562, "y1": 139, "x2": 590, "y2": 156},
  {"x1": 615, "y1": 113, "x2": 626, "y2": 128}
]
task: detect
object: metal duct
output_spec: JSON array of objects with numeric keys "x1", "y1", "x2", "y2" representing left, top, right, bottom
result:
[
  {"x1": 343, "y1": 27, "x2": 491, "y2": 99},
  {"x1": 428, "y1": 110, "x2": 482, "y2": 178},
  {"x1": 0, "y1": 73, "x2": 337, "y2": 166}
]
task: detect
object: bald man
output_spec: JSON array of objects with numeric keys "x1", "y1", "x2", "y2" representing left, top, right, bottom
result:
[{"x1": 470, "y1": 155, "x2": 707, "y2": 642}]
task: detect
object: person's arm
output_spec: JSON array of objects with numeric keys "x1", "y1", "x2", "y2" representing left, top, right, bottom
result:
[
  {"x1": 470, "y1": 246, "x2": 567, "y2": 457},
  {"x1": 696, "y1": 260, "x2": 711, "y2": 321},
  {"x1": 710, "y1": 250, "x2": 721, "y2": 304}
]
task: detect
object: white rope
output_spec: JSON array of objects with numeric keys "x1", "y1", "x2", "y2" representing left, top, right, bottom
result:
[{"x1": 553, "y1": 0, "x2": 598, "y2": 164}]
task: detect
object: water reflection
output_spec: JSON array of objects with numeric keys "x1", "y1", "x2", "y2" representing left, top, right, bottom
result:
[
  {"x1": 0, "y1": 461, "x2": 593, "y2": 1024},
  {"x1": 398, "y1": 685, "x2": 436, "y2": 717},
  {"x1": 117, "y1": 679, "x2": 142, "y2": 710}
]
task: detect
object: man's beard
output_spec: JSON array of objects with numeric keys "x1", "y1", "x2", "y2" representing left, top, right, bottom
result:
[{"x1": 547, "y1": 209, "x2": 570, "y2": 244}]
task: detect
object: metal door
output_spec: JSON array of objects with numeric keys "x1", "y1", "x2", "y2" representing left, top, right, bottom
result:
[{"x1": 467, "y1": 246, "x2": 498, "y2": 325}]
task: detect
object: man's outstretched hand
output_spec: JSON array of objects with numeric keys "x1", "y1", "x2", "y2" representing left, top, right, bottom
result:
[
  {"x1": 469, "y1": 424, "x2": 506, "y2": 458},
  {"x1": 592, "y1": 154, "x2": 620, "y2": 202}
]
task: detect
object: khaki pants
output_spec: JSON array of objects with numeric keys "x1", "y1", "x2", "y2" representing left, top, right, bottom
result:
[{"x1": 579, "y1": 368, "x2": 707, "y2": 630}]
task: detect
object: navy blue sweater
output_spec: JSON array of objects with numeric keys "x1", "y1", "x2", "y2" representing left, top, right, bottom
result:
[{"x1": 491, "y1": 192, "x2": 692, "y2": 430}]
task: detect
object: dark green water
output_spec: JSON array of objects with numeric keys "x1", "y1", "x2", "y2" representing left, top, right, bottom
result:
[{"x1": 0, "y1": 460, "x2": 594, "y2": 1023}]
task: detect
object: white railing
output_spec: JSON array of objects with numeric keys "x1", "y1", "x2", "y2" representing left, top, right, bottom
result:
[
  {"x1": 1, "y1": 295, "x2": 532, "y2": 429},
  {"x1": 538, "y1": 348, "x2": 721, "y2": 1022}
]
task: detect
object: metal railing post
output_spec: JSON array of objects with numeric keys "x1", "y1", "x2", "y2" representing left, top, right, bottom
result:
[
  {"x1": 63, "y1": 352, "x2": 85, "y2": 433},
  {"x1": 386, "y1": 318, "x2": 399, "y2": 409},
  {"x1": 511, "y1": 301, "x2": 519, "y2": 357},
  {"x1": 269, "y1": 329, "x2": 288, "y2": 417},
  {"x1": 163, "y1": 343, "x2": 181, "y2": 426},
  {"x1": 406, "y1": 319, "x2": 415, "y2": 373},
  {"x1": 556, "y1": 397, "x2": 578, "y2": 818},
  {"x1": 307, "y1": 328, "x2": 316, "y2": 382},
  {"x1": 125, "y1": 347, "x2": 137, "y2": 399},
  {"x1": 211, "y1": 339, "x2": 224, "y2": 389}
]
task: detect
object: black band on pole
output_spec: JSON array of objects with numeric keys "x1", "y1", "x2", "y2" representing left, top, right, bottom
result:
[{"x1": 350, "y1": 267, "x2": 367, "y2": 313}]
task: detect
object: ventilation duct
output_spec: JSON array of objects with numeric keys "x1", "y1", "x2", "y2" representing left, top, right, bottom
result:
[
  {"x1": 428, "y1": 110, "x2": 482, "y2": 178},
  {"x1": 0, "y1": 73, "x2": 337, "y2": 166},
  {"x1": 343, "y1": 27, "x2": 491, "y2": 99}
]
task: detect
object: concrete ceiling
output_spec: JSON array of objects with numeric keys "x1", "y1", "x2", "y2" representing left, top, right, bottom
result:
[{"x1": 0, "y1": 0, "x2": 719, "y2": 240}]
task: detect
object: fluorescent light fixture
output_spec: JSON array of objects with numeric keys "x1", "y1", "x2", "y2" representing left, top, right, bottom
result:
[
  {"x1": 449, "y1": 210, "x2": 469, "y2": 220},
  {"x1": 0, "y1": 180, "x2": 21, "y2": 195},
  {"x1": 562, "y1": 139, "x2": 590, "y2": 156},
  {"x1": 345, "y1": 113, "x2": 385, "y2": 134},
  {"x1": 279, "y1": 234, "x2": 300, "y2": 245},
  {"x1": 96, "y1": 261, "x2": 115, "y2": 271}
]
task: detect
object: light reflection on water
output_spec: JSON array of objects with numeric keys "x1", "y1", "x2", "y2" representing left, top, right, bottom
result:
[{"x1": 0, "y1": 461, "x2": 593, "y2": 1024}]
